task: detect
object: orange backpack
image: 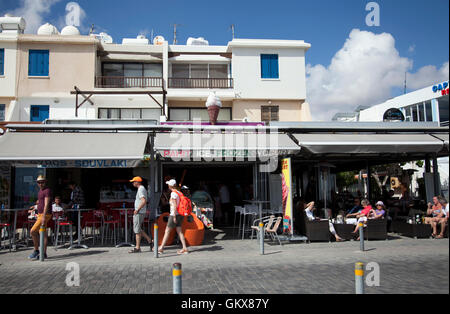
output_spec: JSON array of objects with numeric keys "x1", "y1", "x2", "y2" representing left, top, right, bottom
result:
[{"x1": 174, "y1": 190, "x2": 192, "y2": 216}]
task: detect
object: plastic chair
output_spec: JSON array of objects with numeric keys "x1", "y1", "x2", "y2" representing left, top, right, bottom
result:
[
  {"x1": 266, "y1": 216, "x2": 283, "y2": 245},
  {"x1": 250, "y1": 215, "x2": 276, "y2": 240},
  {"x1": 102, "y1": 210, "x2": 119, "y2": 246},
  {"x1": 54, "y1": 212, "x2": 73, "y2": 250},
  {"x1": 233, "y1": 206, "x2": 244, "y2": 237},
  {"x1": 83, "y1": 210, "x2": 103, "y2": 245},
  {"x1": 240, "y1": 205, "x2": 259, "y2": 239}
]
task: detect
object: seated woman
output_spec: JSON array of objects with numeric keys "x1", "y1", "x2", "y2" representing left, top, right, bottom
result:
[
  {"x1": 351, "y1": 199, "x2": 373, "y2": 234},
  {"x1": 431, "y1": 197, "x2": 449, "y2": 239},
  {"x1": 305, "y1": 201, "x2": 344, "y2": 242},
  {"x1": 368, "y1": 201, "x2": 386, "y2": 220}
]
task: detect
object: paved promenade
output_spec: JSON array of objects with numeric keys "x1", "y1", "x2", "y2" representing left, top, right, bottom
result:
[{"x1": 0, "y1": 229, "x2": 448, "y2": 294}]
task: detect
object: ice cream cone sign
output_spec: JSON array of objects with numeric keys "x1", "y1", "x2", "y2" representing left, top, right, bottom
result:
[{"x1": 206, "y1": 92, "x2": 222, "y2": 125}]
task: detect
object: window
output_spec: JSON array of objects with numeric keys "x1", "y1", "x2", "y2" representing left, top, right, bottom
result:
[
  {"x1": 260, "y1": 54, "x2": 279, "y2": 79},
  {"x1": 98, "y1": 108, "x2": 160, "y2": 120},
  {"x1": 169, "y1": 108, "x2": 232, "y2": 121},
  {"x1": 28, "y1": 50, "x2": 49, "y2": 76},
  {"x1": 0, "y1": 49, "x2": 4, "y2": 76},
  {"x1": 261, "y1": 106, "x2": 279, "y2": 122},
  {"x1": 102, "y1": 63, "x2": 162, "y2": 77},
  {"x1": 425, "y1": 100, "x2": 433, "y2": 121},
  {"x1": 0, "y1": 104, "x2": 5, "y2": 121},
  {"x1": 30, "y1": 105, "x2": 49, "y2": 122}
]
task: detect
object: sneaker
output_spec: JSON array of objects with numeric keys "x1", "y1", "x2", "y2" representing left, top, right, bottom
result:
[
  {"x1": 28, "y1": 250, "x2": 39, "y2": 259},
  {"x1": 35, "y1": 253, "x2": 48, "y2": 260}
]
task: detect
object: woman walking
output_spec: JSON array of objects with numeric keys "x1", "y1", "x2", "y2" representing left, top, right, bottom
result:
[{"x1": 158, "y1": 179, "x2": 189, "y2": 255}]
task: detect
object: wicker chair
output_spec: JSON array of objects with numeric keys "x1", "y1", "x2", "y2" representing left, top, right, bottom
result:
[
  {"x1": 364, "y1": 219, "x2": 388, "y2": 240},
  {"x1": 303, "y1": 212, "x2": 331, "y2": 243}
]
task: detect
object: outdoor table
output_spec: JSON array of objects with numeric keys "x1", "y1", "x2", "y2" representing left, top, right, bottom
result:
[
  {"x1": 66, "y1": 207, "x2": 92, "y2": 249},
  {"x1": 1, "y1": 208, "x2": 28, "y2": 251},
  {"x1": 111, "y1": 207, "x2": 134, "y2": 247}
]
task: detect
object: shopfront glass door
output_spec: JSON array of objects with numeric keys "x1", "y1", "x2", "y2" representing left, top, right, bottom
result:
[{"x1": 14, "y1": 168, "x2": 42, "y2": 208}]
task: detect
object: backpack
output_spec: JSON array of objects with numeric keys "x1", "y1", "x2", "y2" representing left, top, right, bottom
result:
[{"x1": 174, "y1": 190, "x2": 192, "y2": 216}]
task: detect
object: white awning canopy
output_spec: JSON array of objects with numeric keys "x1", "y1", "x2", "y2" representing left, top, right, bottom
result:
[
  {"x1": 292, "y1": 134, "x2": 445, "y2": 155},
  {"x1": 0, "y1": 132, "x2": 149, "y2": 161}
]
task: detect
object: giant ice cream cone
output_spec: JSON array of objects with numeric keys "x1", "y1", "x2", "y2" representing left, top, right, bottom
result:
[
  {"x1": 206, "y1": 92, "x2": 222, "y2": 125},
  {"x1": 207, "y1": 105, "x2": 221, "y2": 125}
]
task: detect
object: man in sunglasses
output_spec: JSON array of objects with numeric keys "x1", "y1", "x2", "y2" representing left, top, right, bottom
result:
[{"x1": 28, "y1": 175, "x2": 53, "y2": 260}]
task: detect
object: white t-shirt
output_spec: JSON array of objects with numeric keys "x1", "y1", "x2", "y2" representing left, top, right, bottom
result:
[
  {"x1": 305, "y1": 207, "x2": 315, "y2": 221},
  {"x1": 52, "y1": 203, "x2": 64, "y2": 213},
  {"x1": 170, "y1": 191, "x2": 181, "y2": 216},
  {"x1": 445, "y1": 204, "x2": 449, "y2": 217},
  {"x1": 135, "y1": 185, "x2": 148, "y2": 215}
]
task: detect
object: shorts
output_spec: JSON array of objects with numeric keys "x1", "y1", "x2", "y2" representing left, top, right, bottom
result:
[
  {"x1": 133, "y1": 214, "x2": 146, "y2": 234},
  {"x1": 31, "y1": 214, "x2": 52, "y2": 234},
  {"x1": 167, "y1": 215, "x2": 184, "y2": 229}
]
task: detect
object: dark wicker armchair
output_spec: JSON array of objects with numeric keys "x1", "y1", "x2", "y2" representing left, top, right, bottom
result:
[
  {"x1": 304, "y1": 215, "x2": 331, "y2": 243},
  {"x1": 364, "y1": 219, "x2": 388, "y2": 240}
]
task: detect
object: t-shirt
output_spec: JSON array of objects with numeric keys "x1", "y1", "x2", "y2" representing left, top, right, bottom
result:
[
  {"x1": 52, "y1": 203, "x2": 64, "y2": 213},
  {"x1": 38, "y1": 188, "x2": 53, "y2": 215},
  {"x1": 444, "y1": 204, "x2": 449, "y2": 217},
  {"x1": 134, "y1": 185, "x2": 148, "y2": 215},
  {"x1": 170, "y1": 191, "x2": 181, "y2": 216},
  {"x1": 305, "y1": 207, "x2": 315, "y2": 221},
  {"x1": 360, "y1": 205, "x2": 372, "y2": 216}
]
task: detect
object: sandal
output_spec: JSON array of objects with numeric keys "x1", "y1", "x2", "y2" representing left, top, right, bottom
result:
[
  {"x1": 435, "y1": 235, "x2": 444, "y2": 239},
  {"x1": 177, "y1": 249, "x2": 189, "y2": 255},
  {"x1": 157, "y1": 248, "x2": 164, "y2": 254},
  {"x1": 128, "y1": 248, "x2": 141, "y2": 254}
]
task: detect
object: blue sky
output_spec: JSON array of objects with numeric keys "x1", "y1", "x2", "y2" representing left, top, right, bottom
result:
[{"x1": 1, "y1": 0, "x2": 449, "y2": 120}]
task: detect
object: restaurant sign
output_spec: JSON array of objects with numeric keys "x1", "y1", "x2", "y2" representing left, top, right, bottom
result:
[
  {"x1": 158, "y1": 149, "x2": 281, "y2": 161},
  {"x1": 12, "y1": 159, "x2": 143, "y2": 168}
]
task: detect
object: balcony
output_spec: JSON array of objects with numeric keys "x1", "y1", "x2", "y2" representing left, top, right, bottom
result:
[
  {"x1": 168, "y1": 78, "x2": 233, "y2": 89},
  {"x1": 95, "y1": 76, "x2": 163, "y2": 88}
]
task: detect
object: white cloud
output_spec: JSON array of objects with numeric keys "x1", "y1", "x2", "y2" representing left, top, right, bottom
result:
[
  {"x1": 11, "y1": 0, "x2": 61, "y2": 34},
  {"x1": 306, "y1": 29, "x2": 449, "y2": 121},
  {"x1": 406, "y1": 61, "x2": 449, "y2": 90}
]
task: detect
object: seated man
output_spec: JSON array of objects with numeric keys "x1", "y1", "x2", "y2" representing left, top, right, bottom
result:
[
  {"x1": 305, "y1": 201, "x2": 344, "y2": 242},
  {"x1": 424, "y1": 196, "x2": 444, "y2": 225},
  {"x1": 431, "y1": 197, "x2": 448, "y2": 239},
  {"x1": 347, "y1": 198, "x2": 363, "y2": 215}
]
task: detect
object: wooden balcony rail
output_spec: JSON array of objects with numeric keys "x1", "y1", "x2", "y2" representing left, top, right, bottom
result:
[
  {"x1": 95, "y1": 76, "x2": 163, "y2": 88},
  {"x1": 168, "y1": 78, "x2": 233, "y2": 89}
]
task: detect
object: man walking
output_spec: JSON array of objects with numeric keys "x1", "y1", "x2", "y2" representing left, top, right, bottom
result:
[
  {"x1": 129, "y1": 176, "x2": 152, "y2": 253},
  {"x1": 28, "y1": 175, "x2": 53, "y2": 260}
]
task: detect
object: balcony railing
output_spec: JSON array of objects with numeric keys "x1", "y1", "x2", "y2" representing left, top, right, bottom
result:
[
  {"x1": 168, "y1": 78, "x2": 233, "y2": 89},
  {"x1": 95, "y1": 76, "x2": 163, "y2": 88}
]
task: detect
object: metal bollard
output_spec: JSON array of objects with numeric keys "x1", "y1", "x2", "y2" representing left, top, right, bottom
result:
[
  {"x1": 173, "y1": 263, "x2": 182, "y2": 294},
  {"x1": 154, "y1": 224, "x2": 158, "y2": 258},
  {"x1": 259, "y1": 222, "x2": 264, "y2": 255},
  {"x1": 359, "y1": 222, "x2": 365, "y2": 252},
  {"x1": 39, "y1": 226, "x2": 46, "y2": 262},
  {"x1": 355, "y1": 262, "x2": 365, "y2": 294}
]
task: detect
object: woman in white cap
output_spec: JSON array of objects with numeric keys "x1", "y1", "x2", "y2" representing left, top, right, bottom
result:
[{"x1": 158, "y1": 179, "x2": 189, "y2": 255}]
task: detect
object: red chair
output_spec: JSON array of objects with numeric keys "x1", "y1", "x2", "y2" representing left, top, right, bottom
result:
[
  {"x1": 54, "y1": 212, "x2": 73, "y2": 249},
  {"x1": 83, "y1": 210, "x2": 103, "y2": 245},
  {"x1": 102, "y1": 209, "x2": 119, "y2": 246}
]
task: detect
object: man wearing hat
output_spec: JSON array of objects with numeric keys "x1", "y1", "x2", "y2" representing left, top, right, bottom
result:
[
  {"x1": 129, "y1": 176, "x2": 152, "y2": 253},
  {"x1": 28, "y1": 175, "x2": 53, "y2": 260}
]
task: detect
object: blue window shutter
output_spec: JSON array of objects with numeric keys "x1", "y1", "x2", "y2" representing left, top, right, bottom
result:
[
  {"x1": 30, "y1": 105, "x2": 49, "y2": 122},
  {"x1": 261, "y1": 55, "x2": 270, "y2": 78},
  {"x1": 0, "y1": 49, "x2": 4, "y2": 75},
  {"x1": 261, "y1": 54, "x2": 279, "y2": 79},
  {"x1": 29, "y1": 50, "x2": 49, "y2": 76},
  {"x1": 271, "y1": 55, "x2": 279, "y2": 78}
]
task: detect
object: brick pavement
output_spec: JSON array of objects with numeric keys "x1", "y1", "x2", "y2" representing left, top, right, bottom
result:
[{"x1": 0, "y1": 229, "x2": 448, "y2": 294}]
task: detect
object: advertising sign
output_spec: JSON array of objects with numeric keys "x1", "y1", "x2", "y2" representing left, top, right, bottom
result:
[{"x1": 281, "y1": 158, "x2": 293, "y2": 235}]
